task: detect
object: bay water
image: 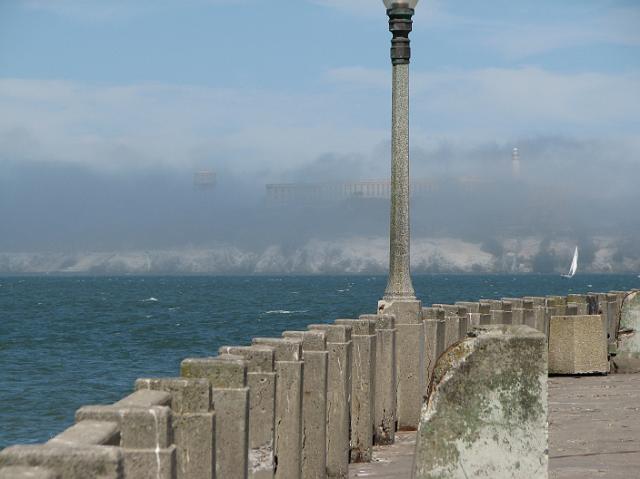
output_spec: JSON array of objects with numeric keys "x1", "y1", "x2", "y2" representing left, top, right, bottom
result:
[{"x1": 1, "y1": 274, "x2": 639, "y2": 448}]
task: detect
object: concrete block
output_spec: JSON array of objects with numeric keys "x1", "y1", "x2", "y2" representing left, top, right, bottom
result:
[
  {"x1": 308, "y1": 324, "x2": 351, "y2": 479},
  {"x1": 76, "y1": 405, "x2": 172, "y2": 449},
  {"x1": 533, "y1": 306, "x2": 547, "y2": 334},
  {"x1": 135, "y1": 377, "x2": 211, "y2": 414},
  {"x1": 423, "y1": 318, "x2": 445, "y2": 396},
  {"x1": 113, "y1": 389, "x2": 171, "y2": 408},
  {"x1": 611, "y1": 292, "x2": 640, "y2": 373},
  {"x1": 444, "y1": 316, "x2": 460, "y2": 349},
  {"x1": 524, "y1": 296, "x2": 546, "y2": 307},
  {"x1": 502, "y1": 298, "x2": 524, "y2": 309},
  {"x1": 335, "y1": 319, "x2": 376, "y2": 462},
  {"x1": 567, "y1": 294, "x2": 589, "y2": 315},
  {"x1": 0, "y1": 445, "x2": 124, "y2": 479},
  {"x1": 511, "y1": 308, "x2": 524, "y2": 326},
  {"x1": 135, "y1": 378, "x2": 214, "y2": 479},
  {"x1": 566, "y1": 303, "x2": 579, "y2": 315},
  {"x1": 370, "y1": 314, "x2": 397, "y2": 446},
  {"x1": 182, "y1": 355, "x2": 250, "y2": 479},
  {"x1": 75, "y1": 405, "x2": 176, "y2": 479},
  {"x1": 0, "y1": 467, "x2": 58, "y2": 479},
  {"x1": 414, "y1": 325, "x2": 548, "y2": 479},
  {"x1": 523, "y1": 308, "x2": 537, "y2": 330},
  {"x1": 283, "y1": 330, "x2": 328, "y2": 479},
  {"x1": 48, "y1": 421, "x2": 119, "y2": 447},
  {"x1": 549, "y1": 315, "x2": 608, "y2": 375},
  {"x1": 491, "y1": 309, "x2": 512, "y2": 325},
  {"x1": 393, "y1": 321, "x2": 425, "y2": 430},
  {"x1": 455, "y1": 301, "x2": 480, "y2": 313},
  {"x1": 219, "y1": 346, "x2": 276, "y2": 479},
  {"x1": 252, "y1": 338, "x2": 303, "y2": 479},
  {"x1": 422, "y1": 307, "x2": 444, "y2": 319}
]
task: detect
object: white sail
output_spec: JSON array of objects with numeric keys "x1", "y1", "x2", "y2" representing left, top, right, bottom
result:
[{"x1": 567, "y1": 246, "x2": 578, "y2": 278}]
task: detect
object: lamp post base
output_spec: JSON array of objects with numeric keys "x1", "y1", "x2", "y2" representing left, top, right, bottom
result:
[{"x1": 378, "y1": 297, "x2": 424, "y2": 429}]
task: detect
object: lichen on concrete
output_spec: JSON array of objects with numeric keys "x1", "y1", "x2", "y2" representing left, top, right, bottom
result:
[{"x1": 414, "y1": 325, "x2": 548, "y2": 479}]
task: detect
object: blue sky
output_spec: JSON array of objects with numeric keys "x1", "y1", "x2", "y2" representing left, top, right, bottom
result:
[{"x1": 0, "y1": 0, "x2": 638, "y2": 180}]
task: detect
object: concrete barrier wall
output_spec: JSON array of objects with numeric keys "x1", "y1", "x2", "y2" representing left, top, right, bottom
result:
[{"x1": 2, "y1": 289, "x2": 634, "y2": 478}]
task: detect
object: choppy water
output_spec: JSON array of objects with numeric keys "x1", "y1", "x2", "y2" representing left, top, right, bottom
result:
[{"x1": 1, "y1": 274, "x2": 639, "y2": 448}]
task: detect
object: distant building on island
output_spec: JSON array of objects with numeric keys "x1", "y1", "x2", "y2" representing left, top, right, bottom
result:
[{"x1": 265, "y1": 179, "x2": 436, "y2": 203}]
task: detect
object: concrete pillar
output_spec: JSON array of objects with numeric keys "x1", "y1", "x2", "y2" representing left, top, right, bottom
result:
[
  {"x1": 307, "y1": 324, "x2": 351, "y2": 479},
  {"x1": 567, "y1": 294, "x2": 589, "y2": 315},
  {"x1": 181, "y1": 355, "x2": 250, "y2": 479},
  {"x1": 377, "y1": 299, "x2": 423, "y2": 430},
  {"x1": 566, "y1": 303, "x2": 579, "y2": 315},
  {"x1": 218, "y1": 346, "x2": 276, "y2": 479},
  {"x1": 335, "y1": 318, "x2": 376, "y2": 462},
  {"x1": 414, "y1": 325, "x2": 548, "y2": 479},
  {"x1": 364, "y1": 314, "x2": 397, "y2": 445},
  {"x1": 75, "y1": 403, "x2": 176, "y2": 479},
  {"x1": 282, "y1": 331, "x2": 328, "y2": 479},
  {"x1": 423, "y1": 316, "x2": 445, "y2": 396},
  {"x1": 611, "y1": 291, "x2": 640, "y2": 372},
  {"x1": 252, "y1": 338, "x2": 303, "y2": 479},
  {"x1": 444, "y1": 315, "x2": 461, "y2": 349},
  {"x1": 134, "y1": 377, "x2": 215, "y2": 479}
]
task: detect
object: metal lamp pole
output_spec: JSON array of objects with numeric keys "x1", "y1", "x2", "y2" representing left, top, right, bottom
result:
[{"x1": 383, "y1": 0, "x2": 418, "y2": 301}]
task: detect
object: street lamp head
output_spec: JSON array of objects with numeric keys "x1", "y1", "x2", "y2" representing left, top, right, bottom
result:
[
  {"x1": 384, "y1": 0, "x2": 417, "y2": 65},
  {"x1": 383, "y1": 0, "x2": 419, "y2": 9}
]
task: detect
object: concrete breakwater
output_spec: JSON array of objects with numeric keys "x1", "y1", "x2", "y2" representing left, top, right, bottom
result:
[{"x1": 1, "y1": 289, "x2": 639, "y2": 478}]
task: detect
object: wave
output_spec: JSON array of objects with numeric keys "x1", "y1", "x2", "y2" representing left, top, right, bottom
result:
[
  {"x1": 142, "y1": 297, "x2": 159, "y2": 302},
  {"x1": 264, "y1": 310, "x2": 309, "y2": 315}
]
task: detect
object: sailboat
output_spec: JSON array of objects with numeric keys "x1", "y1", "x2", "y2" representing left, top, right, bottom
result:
[{"x1": 562, "y1": 246, "x2": 579, "y2": 279}]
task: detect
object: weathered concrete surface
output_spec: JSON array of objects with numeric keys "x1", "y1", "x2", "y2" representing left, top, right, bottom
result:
[
  {"x1": 0, "y1": 467, "x2": 58, "y2": 479},
  {"x1": 0, "y1": 445, "x2": 124, "y2": 479},
  {"x1": 612, "y1": 291, "x2": 640, "y2": 373},
  {"x1": 348, "y1": 432, "x2": 415, "y2": 478},
  {"x1": 549, "y1": 374, "x2": 640, "y2": 478},
  {"x1": 414, "y1": 325, "x2": 548, "y2": 479},
  {"x1": 548, "y1": 315, "x2": 608, "y2": 375},
  {"x1": 349, "y1": 374, "x2": 640, "y2": 479}
]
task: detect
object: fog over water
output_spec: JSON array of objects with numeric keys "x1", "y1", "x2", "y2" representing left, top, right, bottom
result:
[
  {"x1": 1, "y1": 1, "x2": 638, "y2": 274},
  {"x1": 1, "y1": 136, "x2": 639, "y2": 274}
]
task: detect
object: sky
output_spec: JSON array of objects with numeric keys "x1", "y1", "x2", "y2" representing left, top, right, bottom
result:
[{"x1": 0, "y1": 0, "x2": 639, "y2": 267}]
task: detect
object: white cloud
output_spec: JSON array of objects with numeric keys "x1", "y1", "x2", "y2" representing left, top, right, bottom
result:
[
  {"x1": 0, "y1": 78, "x2": 385, "y2": 175},
  {"x1": 327, "y1": 66, "x2": 640, "y2": 139},
  {"x1": 1, "y1": 64, "x2": 638, "y2": 177}
]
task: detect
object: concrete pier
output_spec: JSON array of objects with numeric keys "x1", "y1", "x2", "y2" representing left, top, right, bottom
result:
[
  {"x1": 218, "y1": 346, "x2": 276, "y2": 479},
  {"x1": 252, "y1": 337, "x2": 304, "y2": 479},
  {"x1": 335, "y1": 319, "x2": 376, "y2": 463},
  {"x1": 282, "y1": 330, "x2": 328, "y2": 479},
  {"x1": 181, "y1": 355, "x2": 250, "y2": 479},
  {"x1": 308, "y1": 324, "x2": 352, "y2": 479}
]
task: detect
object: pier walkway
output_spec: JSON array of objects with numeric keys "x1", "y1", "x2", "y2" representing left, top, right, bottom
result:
[{"x1": 349, "y1": 374, "x2": 640, "y2": 479}]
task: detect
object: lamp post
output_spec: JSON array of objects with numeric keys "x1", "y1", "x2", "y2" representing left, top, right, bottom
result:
[
  {"x1": 378, "y1": 0, "x2": 424, "y2": 432},
  {"x1": 382, "y1": 0, "x2": 418, "y2": 301}
]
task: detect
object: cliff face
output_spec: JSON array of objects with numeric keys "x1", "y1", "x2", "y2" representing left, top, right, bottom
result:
[{"x1": 1, "y1": 236, "x2": 638, "y2": 274}]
